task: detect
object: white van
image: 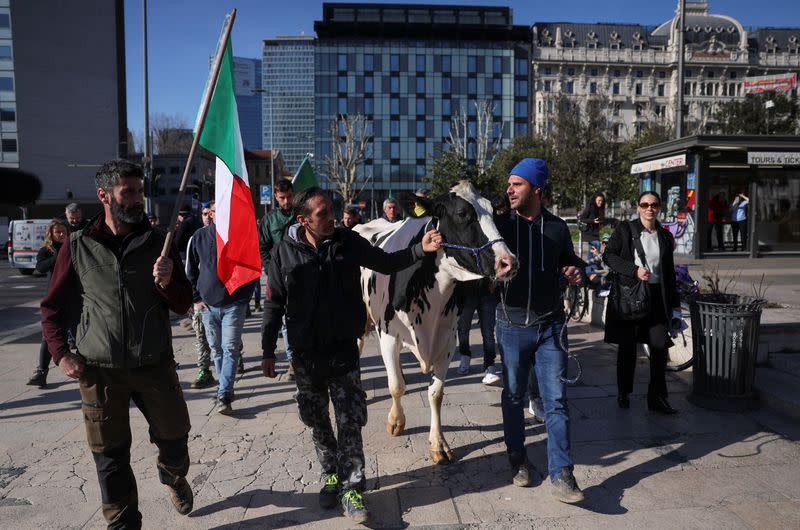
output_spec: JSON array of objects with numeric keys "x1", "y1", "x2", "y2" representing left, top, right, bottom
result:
[{"x1": 8, "y1": 219, "x2": 50, "y2": 275}]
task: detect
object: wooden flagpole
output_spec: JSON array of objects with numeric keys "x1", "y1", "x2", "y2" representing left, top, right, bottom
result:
[{"x1": 159, "y1": 9, "x2": 237, "y2": 260}]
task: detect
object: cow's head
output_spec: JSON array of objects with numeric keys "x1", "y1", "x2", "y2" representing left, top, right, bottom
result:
[{"x1": 399, "y1": 181, "x2": 517, "y2": 282}]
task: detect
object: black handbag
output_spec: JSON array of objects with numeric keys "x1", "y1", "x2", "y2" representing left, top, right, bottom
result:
[{"x1": 610, "y1": 222, "x2": 650, "y2": 321}]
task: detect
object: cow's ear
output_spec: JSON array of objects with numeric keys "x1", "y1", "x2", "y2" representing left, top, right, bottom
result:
[{"x1": 398, "y1": 192, "x2": 435, "y2": 218}]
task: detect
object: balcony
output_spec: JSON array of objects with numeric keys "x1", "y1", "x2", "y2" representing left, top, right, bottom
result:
[{"x1": 535, "y1": 47, "x2": 671, "y2": 65}]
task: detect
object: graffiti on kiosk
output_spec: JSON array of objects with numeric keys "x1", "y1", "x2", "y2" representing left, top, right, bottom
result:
[{"x1": 662, "y1": 185, "x2": 696, "y2": 254}]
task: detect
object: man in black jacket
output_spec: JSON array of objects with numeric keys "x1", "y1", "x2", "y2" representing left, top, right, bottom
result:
[
  {"x1": 495, "y1": 158, "x2": 587, "y2": 503},
  {"x1": 261, "y1": 187, "x2": 441, "y2": 523}
]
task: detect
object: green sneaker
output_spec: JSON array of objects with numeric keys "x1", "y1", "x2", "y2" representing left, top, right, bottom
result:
[
  {"x1": 340, "y1": 488, "x2": 369, "y2": 524},
  {"x1": 319, "y1": 473, "x2": 339, "y2": 509},
  {"x1": 191, "y1": 368, "x2": 215, "y2": 389}
]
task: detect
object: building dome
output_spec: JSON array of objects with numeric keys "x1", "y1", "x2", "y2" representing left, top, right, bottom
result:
[{"x1": 651, "y1": 1, "x2": 747, "y2": 50}]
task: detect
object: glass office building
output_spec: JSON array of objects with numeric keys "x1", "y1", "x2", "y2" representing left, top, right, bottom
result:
[
  {"x1": 314, "y1": 4, "x2": 531, "y2": 201},
  {"x1": 232, "y1": 57, "x2": 263, "y2": 150},
  {"x1": 262, "y1": 36, "x2": 315, "y2": 173}
]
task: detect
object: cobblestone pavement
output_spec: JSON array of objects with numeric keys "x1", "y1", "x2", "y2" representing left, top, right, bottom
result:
[{"x1": 1, "y1": 313, "x2": 799, "y2": 529}]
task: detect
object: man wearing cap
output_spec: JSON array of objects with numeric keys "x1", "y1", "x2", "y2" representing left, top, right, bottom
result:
[{"x1": 495, "y1": 158, "x2": 588, "y2": 503}]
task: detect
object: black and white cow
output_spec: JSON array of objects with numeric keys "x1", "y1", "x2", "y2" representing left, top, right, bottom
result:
[{"x1": 354, "y1": 181, "x2": 517, "y2": 464}]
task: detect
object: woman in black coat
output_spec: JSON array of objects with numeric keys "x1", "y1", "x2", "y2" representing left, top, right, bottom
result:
[
  {"x1": 26, "y1": 219, "x2": 68, "y2": 388},
  {"x1": 603, "y1": 191, "x2": 681, "y2": 414},
  {"x1": 578, "y1": 193, "x2": 607, "y2": 242}
]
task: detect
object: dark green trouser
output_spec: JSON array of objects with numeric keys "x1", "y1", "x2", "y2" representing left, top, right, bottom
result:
[
  {"x1": 293, "y1": 357, "x2": 368, "y2": 492},
  {"x1": 78, "y1": 361, "x2": 191, "y2": 530}
]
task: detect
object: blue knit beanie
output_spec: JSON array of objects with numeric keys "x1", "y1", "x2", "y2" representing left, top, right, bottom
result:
[{"x1": 510, "y1": 158, "x2": 550, "y2": 189}]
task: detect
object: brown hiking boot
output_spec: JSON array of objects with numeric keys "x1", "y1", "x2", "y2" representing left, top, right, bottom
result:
[{"x1": 167, "y1": 477, "x2": 193, "y2": 515}]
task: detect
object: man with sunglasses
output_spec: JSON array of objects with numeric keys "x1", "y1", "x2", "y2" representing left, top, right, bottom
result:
[{"x1": 495, "y1": 158, "x2": 588, "y2": 503}]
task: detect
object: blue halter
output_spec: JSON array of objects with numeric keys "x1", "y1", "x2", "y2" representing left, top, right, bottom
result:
[{"x1": 425, "y1": 217, "x2": 503, "y2": 272}]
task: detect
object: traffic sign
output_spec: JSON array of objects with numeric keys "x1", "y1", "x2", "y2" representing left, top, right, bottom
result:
[{"x1": 260, "y1": 184, "x2": 272, "y2": 205}]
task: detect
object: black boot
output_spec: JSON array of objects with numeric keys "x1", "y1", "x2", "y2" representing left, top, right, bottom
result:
[
  {"x1": 648, "y1": 396, "x2": 678, "y2": 414},
  {"x1": 26, "y1": 369, "x2": 47, "y2": 388}
]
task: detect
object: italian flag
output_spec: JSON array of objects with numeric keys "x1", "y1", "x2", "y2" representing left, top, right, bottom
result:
[{"x1": 196, "y1": 39, "x2": 261, "y2": 294}]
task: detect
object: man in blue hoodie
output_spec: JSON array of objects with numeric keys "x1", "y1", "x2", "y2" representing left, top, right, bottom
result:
[
  {"x1": 495, "y1": 158, "x2": 587, "y2": 503},
  {"x1": 187, "y1": 222, "x2": 257, "y2": 415}
]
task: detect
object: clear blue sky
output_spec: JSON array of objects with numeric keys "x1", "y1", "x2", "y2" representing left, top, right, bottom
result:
[{"x1": 124, "y1": 0, "x2": 800, "y2": 140}]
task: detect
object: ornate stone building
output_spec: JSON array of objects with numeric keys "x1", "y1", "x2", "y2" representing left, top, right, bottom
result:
[{"x1": 532, "y1": 1, "x2": 800, "y2": 140}]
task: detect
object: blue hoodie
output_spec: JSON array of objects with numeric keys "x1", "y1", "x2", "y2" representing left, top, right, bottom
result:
[{"x1": 186, "y1": 224, "x2": 256, "y2": 306}]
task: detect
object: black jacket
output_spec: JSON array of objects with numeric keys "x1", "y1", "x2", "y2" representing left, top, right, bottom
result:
[
  {"x1": 186, "y1": 224, "x2": 256, "y2": 307},
  {"x1": 261, "y1": 224, "x2": 425, "y2": 373},
  {"x1": 602, "y1": 219, "x2": 680, "y2": 345},
  {"x1": 35, "y1": 242, "x2": 61, "y2": 275},
  {"x1": 578, "y1": 203, "x2": 606, "y2": 240},
  {"x1": 496, "y1": 209, "x2": 586, "y2": 321}
]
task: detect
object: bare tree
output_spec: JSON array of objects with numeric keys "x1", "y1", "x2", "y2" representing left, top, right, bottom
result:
[
  {"x1": 325, "y1": 113, "x2": 373, "y2": 205},
  {"x1": 447, "y1": 100, "x2": 503, "y2": 176},
  {"x1": 150, "y1": 113, "x2": 192, "y2": 154}
]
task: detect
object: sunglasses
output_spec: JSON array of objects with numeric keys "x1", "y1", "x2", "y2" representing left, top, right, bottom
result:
[{"x1": 639, "y1": 202, "x2": 660, "y2": 209}]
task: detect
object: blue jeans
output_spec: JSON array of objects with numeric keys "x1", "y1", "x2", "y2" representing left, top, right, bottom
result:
[
  {"x1": 496, "y1": 307, "x2": 572, "y2": 480},
  {"x1": 200, "y1": 301, "x2": 247, "y2": 402},
  {"x1": 282, "y1": 315, "x2": 293, "y2": 361}
]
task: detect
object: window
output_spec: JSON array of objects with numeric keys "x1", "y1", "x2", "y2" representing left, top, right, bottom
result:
[
  {"x1": 515, "y1": 122, "x2": 529, "y2": 135},
  {"x1": 468, "y1": 143, "x2": 476, "y2": 159},
  {"x1": 516, "y1": 58, "x2": 529, "y2": 76},
  {"x1": 565, "y1": 81, "x2": 574, "y2": 94},
  {"x1": 468, "y1": 121, "x2": 477, "y2": 137},
  {"x1": 636, "y1": 70, "x2": 643, "y2": 78},
  {"x1": 442, "y1": 119, "x2": 450, "y2": 137},
  {"x1": 338, "y1": 97, "x2": 347, "y2": 114},
  {"x1": 416, "y1": 54, "x2": 425, "y2": 72},
  {"x1": 657, "y1": 84, "x2": 665, "y2": 97},
  {"x1": 416, "y1": 165, "x2": 426, "y2": 179},
  {"x1": 659, "y1": 71, "x2": 666, "y2": 79},
  {"x1": 391, "y1": 142, "x2": 400, "y2": 158},
  {"x1": 590, "y1": 68, "x2": 598, "y2": 76},
  {"x1": 364, "y1": 76, "x2": 373, "y2": 92},
  {"x1": 635, "y1": 83, "x2": 642, "y2": 95},
  {"x1": 0, "y1": 108, "x2": 14, "y2": 122},
  {"x1": 442, "y1": 55, "x2": 451, "y2": 72},
  {"x1": 515, "y1": 79, "x2": 527, "y2": 96},
  {"x1": 546, "y1": 100, "x2": 553, "y2": 113},
  {"x1": 636, "y1": 104, "x2": 643, "y2": 117},
  {"x1": 589, "y1": 82, "x2": 597, "y2": 94},
  {"x1": 390, "y1": 119, "x2": 400, "y2": 137},
  {"x1": 612, "y1": 82, "x2": 620, "y2": 95},
  {"x1": 612, "y1": 103, "x2": 620, "y2": 116},
  {"x1": 416, "y1": 141, "x2": 426, "y2": 158},
  {"x1": 707, "y1": 70, "x2": 715, "y2": 78},
  {"x1": 2, "y1": 139, "x2": 17, "y2": 153},
  {"x1": 515, "y1": 100, "x2": 528, "y2": 118},
  {"x1": 567, "y1": 68, "x2": 575, "y2": 76},
  {"x1": 468, "y1": 55, "x2": 477, "y2": 73},
  {"x1": 390, "y1": 97, "x2": 399, "y2": 114},
  {"x1": 0, "y1": 77, "x2": 13, "y2": 91},
  {"x1": 493, "y1": 56, "x2": 502, "y2": 74},
  {"x1": 416, "y1": 120, "x2": 425, "y2": 137},
  {"x1": 390, "y1": 76, "x2": 400, "y2": 93},
  {"x1": 685, "y1": 69, "x2": 693, "y2": 77},
  {"x1": 364, "y1": 97, "x2": 374, "y2": 114},
  {"x1": 544, "y1": 80, "x2": 551, "y2": 92},
  {"x1": 0, "y1": 14, "x2": 9, "y2": 28},
  {"x1": 730, "y1": 71, "x2": 738, "y2": 79},
  {"x1": 544, "y1": 67, "x2": 552, "y2": 76},
  {"x1": 442, "y1": 99, "x2": 451, "y2": 116},
  {"x1": 442, "y1": 77, "x2": 451, "y2": 92},
  {"x1": 338, "y1": 76, "x2": 347, "y2": 93},
  {"x1": 416, "y1": 98, "x2": 425, "y2": 115},
  {"x1": 493, "y1": 78, "x2": 502, "y2": 95},
  {"x1": 338, "y1": 54, "x2": 347, "y2": 71},
  {"x1": 468, "y1": 78, "x2": 477, "y2": 93},
  {"x1": 416, "y1": 77, "x2": 425, "y2": 93},
  {"x1": 390, "y1": 54, "x2": 400, "y2": 71},
  {"x1": 0, "y1": 46, "x2": 11, "y2": 60},
  {"x1": 364, "y1": 54, "x2": 374, "y2": 71}
]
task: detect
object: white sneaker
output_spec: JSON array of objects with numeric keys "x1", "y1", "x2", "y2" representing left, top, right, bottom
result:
[
  {"x1": 598, "y1": 288, "x2": 611, "y2": 298},
  {"x1": 482, "y1": 365, "x2": 501, "y2": 386},
  {"x1": 457, "y1": 355, "x2": 470, "y2": 375},
  {"x1": 528, "y1": 398, "x2": 545, "y2": 424}
]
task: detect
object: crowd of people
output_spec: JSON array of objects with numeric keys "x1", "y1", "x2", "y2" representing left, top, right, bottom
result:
[{"x1": 28, "y1": 157, "x2": 685, "y2": 527}]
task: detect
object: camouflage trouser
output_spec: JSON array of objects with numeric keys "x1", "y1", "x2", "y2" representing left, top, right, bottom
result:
[
  {"x1": 293, "y1": 360, "x2": 368, "y2": 492},
  {"x1": 192, "y1": 308, "x2": 211, "y2": 369}
]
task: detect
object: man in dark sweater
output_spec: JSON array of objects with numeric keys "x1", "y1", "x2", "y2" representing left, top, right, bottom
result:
[
  {"x1": 187, "y1": 222, "x2": 257, "y2": 415},
  {"x1": 261, "y1": 187, "x2": 442, "y2": 523},
  {"x1": 41, "y1": 160, "x2": 194, "y2": 528},
  {"x1": 495, "y1": 158, "x2": 587, "y2": 503}
]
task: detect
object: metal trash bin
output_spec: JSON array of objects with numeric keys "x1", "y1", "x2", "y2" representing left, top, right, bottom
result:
[{"x1": 688, "y1": 294, "x2": 766, "y2": 412}]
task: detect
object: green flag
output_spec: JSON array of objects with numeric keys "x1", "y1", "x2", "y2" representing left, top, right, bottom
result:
[{"x1": 292, "y1": 154, "x2": 318, "y2": 192}]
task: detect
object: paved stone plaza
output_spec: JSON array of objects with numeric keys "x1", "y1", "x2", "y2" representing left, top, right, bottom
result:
[{"x1": 1, "y1": 314, "x2": 799, "y2": 529}]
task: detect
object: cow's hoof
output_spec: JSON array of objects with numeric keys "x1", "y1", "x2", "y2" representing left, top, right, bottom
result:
[
  {"x1": 430, "y1": 448, "x2": 455, "y2": 465},
  {"x1": 386, "y1": 420, "x2": 405, "y2": 436}
]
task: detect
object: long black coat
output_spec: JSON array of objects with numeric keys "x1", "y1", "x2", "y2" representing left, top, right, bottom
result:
[{"x1": 602, "y1": 219, "x2": 680, "y2": 346}]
